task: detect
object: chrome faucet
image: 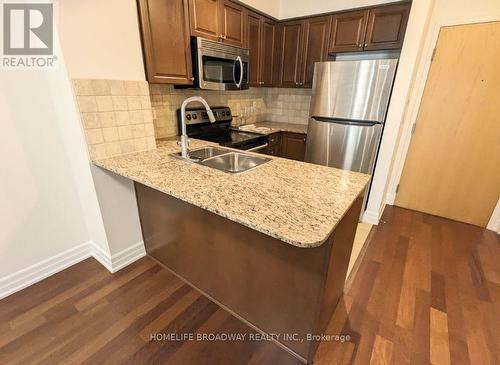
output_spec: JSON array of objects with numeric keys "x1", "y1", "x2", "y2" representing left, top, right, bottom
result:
[{"x1": 179, "y1": 96, "x2": 215, "y2": 159}]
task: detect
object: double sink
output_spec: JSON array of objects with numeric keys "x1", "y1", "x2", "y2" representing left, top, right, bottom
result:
[{"x1": 171, "y1": 146, "x2": 271, "y2": 173}]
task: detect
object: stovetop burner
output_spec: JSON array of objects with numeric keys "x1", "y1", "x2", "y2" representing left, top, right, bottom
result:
[{"x1": 177, "y1": 106, "x2": 268, "y2": 150}]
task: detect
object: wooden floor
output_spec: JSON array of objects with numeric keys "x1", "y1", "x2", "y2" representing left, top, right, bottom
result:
[{"x1": 1, "y1": 206, "x2": 499, "y2": 364}]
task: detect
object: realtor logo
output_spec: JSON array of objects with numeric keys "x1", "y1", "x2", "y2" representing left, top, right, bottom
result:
[{"x1": 1, "y1": 2, "x2": 57, "y2": 68}]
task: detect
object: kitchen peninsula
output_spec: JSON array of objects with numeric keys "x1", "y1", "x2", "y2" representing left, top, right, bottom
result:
[{"x1": 93, "y1": 139, "x2": 369, "y2": 363}]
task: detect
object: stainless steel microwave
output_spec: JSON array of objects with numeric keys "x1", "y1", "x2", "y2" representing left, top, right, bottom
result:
[{"x1": 191, "y1": 37, "x2": 249, "y2": 91}]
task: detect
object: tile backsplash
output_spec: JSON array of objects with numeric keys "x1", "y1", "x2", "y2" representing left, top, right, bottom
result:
[
  {"x1": 73, "y1": 79, "x2": 314, "y2": 159},
  {"x1": 73, "y1": 79, "x2": 156, "y2": 160},
  {"x1": 265, "y1": 88, "x2": 312, "y2": 125},
  {"x1": 149, "y1": 85, "x2": 312, "y2": 139},
  {"x1": 149, "y1": 85, "x2": 268, "y2": 139}
]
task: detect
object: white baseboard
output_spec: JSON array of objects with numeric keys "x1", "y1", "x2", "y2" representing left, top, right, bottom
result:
[
  {"x1": 0, "y1": 242, "x2": 93, "y2": 300},
  {"x1": 386, "y1": 191, "x2": 396, "y2": 205},
  {"x1": 0, "y1": 241, "x2": 146, "y2": 300},
  {"x1": 92, "y1": 241, "x2": 146, "y2": 273},
  {"x1": 362, "y1": 209, "x2": 380, "y2": 225}
]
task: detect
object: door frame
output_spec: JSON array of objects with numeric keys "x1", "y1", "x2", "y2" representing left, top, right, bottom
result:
[{"x1": 386, "y1": 15, "x2": 500, "y2": 230}]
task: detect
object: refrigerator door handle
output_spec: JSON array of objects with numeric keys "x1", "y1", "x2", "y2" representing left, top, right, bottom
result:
[{"x1": 311, "y1": 117, "x2": 380, "y2": 127}]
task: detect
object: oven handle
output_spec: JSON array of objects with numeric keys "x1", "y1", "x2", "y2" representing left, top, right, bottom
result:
[
  {"x1": 246, "y1": 143, "x2": 268, "y2": 152},
  {"x1": 234, "y1": 56, "x2": 243, "y2": 89}
]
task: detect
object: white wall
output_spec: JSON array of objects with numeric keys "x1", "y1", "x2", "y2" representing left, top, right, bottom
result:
[
  {"x1": 278, "y1": 0, "x2": 395, "y2": 19},
  {"x1": 240, "y1": 0, "x2": 280, "y2": 18},
  {"x1": 385, "y1": 0, "x2": 500, "y2": 223},
  {"x1": 0, "y1": 56, "x2": 107, "y2": 281},
  {"x1": 58, "y1": 0, "x2": 146, "y2": 254},
  {"x1": 59, "y1": 0, "x2": 145, "y2": 80}
]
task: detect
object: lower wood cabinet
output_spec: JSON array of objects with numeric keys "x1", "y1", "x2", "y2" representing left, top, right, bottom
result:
[
  {"x1": 262, "y1": 132, "x2": 281, "y2": 156},
  {"x1": 281, "y1": 132, "x2": 307, "y2": 161},
  {"x1": 137, "y1": 0, "x2": 193, "y2": 84}
]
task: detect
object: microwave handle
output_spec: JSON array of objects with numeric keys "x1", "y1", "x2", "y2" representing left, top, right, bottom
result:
[{"x1": 234, "y1": 56, "x2": 243, "y2": 89}]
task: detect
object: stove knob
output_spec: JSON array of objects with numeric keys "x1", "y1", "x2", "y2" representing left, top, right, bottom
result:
[
  {"x1": 202, "y1": 112, "x2": 208, "y2": 118},
  {"x1": 193, "y1": 114, "x2": 197, "y2": 120},
  {"x1": 186, "y1": 114, "x2": 192, "y2": 121}
]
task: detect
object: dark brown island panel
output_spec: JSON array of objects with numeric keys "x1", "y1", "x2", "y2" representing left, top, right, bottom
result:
[{"x1": 134, "y1": 182, "x2": 363, "y2": 363}]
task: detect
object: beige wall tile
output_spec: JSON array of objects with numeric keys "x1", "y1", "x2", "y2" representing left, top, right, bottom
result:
[
  {"x1": 96, "y1": 96, "x2": 114, "y2": 112},
  {"x1": 131, "y1": 125, "x2": 145, "y2": 138},
  {"x1": 109, "y1": 80, "x2": 126, "y2": 96},
  {"x1": 129, "y1": 110, "x2": 144, "y2": 125},
  {"x1": 127, "y1": 96, "x2": 141, "y2": 110},
  {"x1": 118, "y1": 125, "x2": 133, "y2": 140},
  {"x1": 115, "y1": 111, "x2": 130, "y2": 126},
  {"x1": 77, "y1": 96, "x2": 97, "y2": 113},
  {"x1": 125, "y1": 81, "x2": 140, "y2": 96},
  {"x1": 102, "y1": 127, "x2": 119, "y2": 142},
  {"x1": 104, "y1": 141, "x2": 122, "y2": 157},
  {"x1": 73, "y1": 79, "x2": 93, "y2": 96},
  {"x1": 81, "y1": 113, "x2": 100, "y2": 129},
  {"x1": 91, "y1": 79, "x2": 110, "y2": 95},
  {"x1": 112, "y1": 96, "x2": 128, "y2": 111},
  {"x1": 100, "y1": 111, "x2": 116, "y2": 127},
  {"x1": 85, "y1": 128, "x2": 104, "y2": 145},
  {"x1": 120, "y1": 139, "x2": 136, "y2": 153}
]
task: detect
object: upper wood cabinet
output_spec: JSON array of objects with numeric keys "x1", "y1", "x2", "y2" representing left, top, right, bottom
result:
[
  {"x1": 247, "y1": 12, "x2": 279, "y2": 87},
  {"x1": 364, "y1": 4, "x2": 410, "y2": 51},
  {"x1": 329, "y1": 3, "x2": 411, "y2": 53},
  {"x1": 278, "y1": 21, "x2": 304, "y2": 88},
  {"x1": 137, "y1": 0, "x2": 193, "y2": 84},
  {"x1": 329, "y1": 10, "x2": 368, "y2": 53},
  {"x1": 189, "y1": 0, "x2": 220, "y2": 41},
  {"x1": 276, "y1": 16, "x2": 331, "y2": 88},
  {"x1": 247, "y1": 13, "x2": 261, "y2": 87},
  {"x1": 300, "y1": 16, "x2": 331, "y2": 87},
  {"x1": 188, "y1": 0, "x2": 245, "y2": 47}
]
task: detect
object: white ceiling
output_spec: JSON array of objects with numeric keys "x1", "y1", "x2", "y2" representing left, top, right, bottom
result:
[{"x1": 241, "y1": 0, "x2": 396, "y2": 19}]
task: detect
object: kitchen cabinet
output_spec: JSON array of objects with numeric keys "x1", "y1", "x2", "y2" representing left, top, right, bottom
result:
[
  {"x1": 277, "y1": 21, "x2": 304, "y2": 88},
  {"x1": 247, "y1": 12, "x2": 279, "y2": 87},
  {"x1": 281, "y1": 132, "x2": 307, "y2": 161},
  {"x1": 262, "y1": 132, "x2": 281, "y2": 156},
  {"x1": 300, "y1": 16, "x2": 331, "y2": 87},
  {"x1": 364, "y1": 4, "x2": 410, "y2": 51},
  {"x1": 137, "y1": 0, "x2": 193, "y2": 85},
  {"x1": 329, "y1": 10, "x2": 368, "y2": 53},
  {"x1": 247, "y1": 13, "x2": 261, "y2": 87},
  {"x1": 188, "y1": 0, "x2": 245, "y2": 47},
  {"x1": 276, "y1": 16, "x2": 331, "y2": 88},
  {"x1": 329, "y1": 3, "x2": 410, "y2": 53}
]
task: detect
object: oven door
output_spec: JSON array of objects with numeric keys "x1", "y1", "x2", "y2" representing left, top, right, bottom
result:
[{"x1": 195, "y1": 42, "x2": 249, "y2": 91}]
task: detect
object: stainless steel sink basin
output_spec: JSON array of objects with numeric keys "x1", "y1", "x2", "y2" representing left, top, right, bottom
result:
[
  {"x1": 170, "y1": 146, "x2": 230, "y2": 161},
  {"x1": 170, "y1": 146, "x2": 271, "y2": 173},
  {"x1": 201, "y1": 152, "x2": 271, "y2": 173}
]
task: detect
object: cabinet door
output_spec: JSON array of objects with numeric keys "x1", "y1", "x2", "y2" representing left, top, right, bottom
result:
[
  {"x1": 329, "y1": 10, "x2": 368, "y2": 53},
  {"x1": 219, "y1": 0, "x2": 245, "y2": 47},
  {"x1": 247, "y1": 13, "x2": 261, "y2": 86},
  {"x1": 271, "y1": 23, "x2": 283, "y2": 87},
  {"x1": 138, "y1": 0, "x2": 193, "y2": 84},
  {"x1": 278, "y1": 21, "x2": 304, "y2": 88},
  {"x1": 260, "y1": 19, "x2": 277, "y2": 86},
  {"x1": 281, "y1": 133, "x2": 307, "y2": 161},
  {"x1": 364, "y1": 4, "x2": 410, "y2": 51},
  {"x1": 300, "y1": 16, "x2": 331, "y2": 88},
  {"x1": 189, "y1": 0, "x2": 220, "y2": 41}
]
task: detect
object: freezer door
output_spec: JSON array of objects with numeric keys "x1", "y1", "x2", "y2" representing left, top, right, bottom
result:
[
  {"x1": 305, "y1": 117, "x2": 383, "y2": 174},
  {"x1": 309, "y1": 59, "x2": 398, "y2": 123}
]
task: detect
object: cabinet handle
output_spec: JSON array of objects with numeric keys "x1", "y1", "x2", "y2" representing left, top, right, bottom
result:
[
  {"x1": 190, "y1": 77, "x2": 195, "y2": 81},
  {"x1": 364, "y1": 43, "x2": 367, "y2": 47}
]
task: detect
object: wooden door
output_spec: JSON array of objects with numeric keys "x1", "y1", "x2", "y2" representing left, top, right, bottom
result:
[
  {"x1": 279, "y1": 21, "x2": 303, "y2": 88},
  {"x1": 300, "y1": 16, "x2": 331, "y2": 88},
  {"x1": 138, "y1": 0, "x2": 193, "y2": 84},
  {"x1": 395, "y1": 22, "x2": 500, "y2": 227},
  {"x1": 247, "y1": 13, "x2": 261, "y2": 86},
  {"x1": 329, "y1": 10, "x2": 368, "y2": 53},
  {"x1": 281, "y1": 133, "x2": 307, "y2": 161},
  {"x1": 189, "y1": 0, "x2": 220, "y2": 41},
  {"x1": 364, "y1": 4, "x2": 410, "y2": 51},
  {"x1": 219, "y1": 0, "x2": 245, "y2": 47},
  {"x1": 260, "y1": 19, "x2": 277, "y2": 86}
]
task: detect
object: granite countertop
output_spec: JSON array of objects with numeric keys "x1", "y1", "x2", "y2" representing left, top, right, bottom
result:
[
  {"x1": 93, "y1": 140, "x2": 369, "y2": 248},
  {"x1": 237, "y1": 121, "x2": 308, "y2": 135}
]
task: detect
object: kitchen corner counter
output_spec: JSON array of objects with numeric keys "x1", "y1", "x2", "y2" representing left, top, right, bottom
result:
[
  {"x1": 241, "y1": 121, "x2": 309, "y2": 135},
  {"x1": 92, "y1": 140, "x2": 369, "y2": 248}
]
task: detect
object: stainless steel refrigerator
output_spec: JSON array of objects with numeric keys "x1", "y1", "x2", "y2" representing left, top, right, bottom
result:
[{"x1": 305, "y1": 59, "x2": 398, "y2": 175}]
